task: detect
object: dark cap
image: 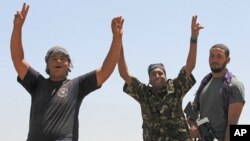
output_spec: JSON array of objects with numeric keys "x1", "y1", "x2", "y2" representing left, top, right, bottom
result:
[
  {"x1": 148, "y1": 63, "x2": 166, "y2": 76},
  {"x1": 45, "y1": 46, "x2": 70, "y2": 63},
  {"x1": 45, "y1": 46, "x2": 73, "y2": 75}
]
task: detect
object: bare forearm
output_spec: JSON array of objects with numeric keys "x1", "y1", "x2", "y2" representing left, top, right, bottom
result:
[
  {"x1": 225, "y1": 102, "x2": 244, "y2": 141},
  {"x1": 10, "y1": 27, "x2": 29, "y2": 80},
  {"x1": 10, "y1": 29, "x2": 24, "y2": 57},
  {"x1": 10, "y1": 3, "x2": 30, "y2": 80},
  {"x1": 11, "y1": 28, "x2": 24, "y2": 62},
  {"x1": 185, "y1": 15, "x2": 203, "y2": 76},
  {"x1": 118, "y1": 46, "x2": 132, "y2": 84},
  {"x1": 96, "y1": 16, "x2": 124, "y2": 86},
  {"x1": 185, "y1": 39, "x2": 197, "y2": 76},
  {"x1": 102, "y1": 37, "x2": 122, "y2": 70},
  {"x1": 96, "y1": 37, "x2": 122, "y2": 85}
]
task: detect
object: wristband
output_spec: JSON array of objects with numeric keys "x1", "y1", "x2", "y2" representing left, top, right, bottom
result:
[{"x1": 190, "y1": 36, "x2": 198, "y2": 43}]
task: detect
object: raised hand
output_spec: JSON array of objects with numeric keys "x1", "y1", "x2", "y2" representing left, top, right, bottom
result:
[
  {"x1": 13, "y1": 3, "x2": 29, "y2": 29},
  {"x1": 111, "y1": 16, "x2": 124, "y2": 39},
  {"x1": 191, "y1": 15, "x2": 203, "y2": 37}
]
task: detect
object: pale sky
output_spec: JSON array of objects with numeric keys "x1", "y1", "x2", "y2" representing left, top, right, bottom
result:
[{"x1": 0, "y1": 1, "x2": 249, "y2": 141}]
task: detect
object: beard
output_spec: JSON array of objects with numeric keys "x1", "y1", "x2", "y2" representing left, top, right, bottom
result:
[{"x1": 210, "y1": 60, "x2": 227, "y2": 73}]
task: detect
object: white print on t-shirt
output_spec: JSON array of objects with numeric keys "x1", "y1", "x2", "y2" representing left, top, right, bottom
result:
[{"x1": 57, "y1": 88, "x2": 69, "y2": 98}]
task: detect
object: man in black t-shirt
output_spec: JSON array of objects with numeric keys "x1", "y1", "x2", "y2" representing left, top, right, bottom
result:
[{"x1": 11, "y1": 3, "x2": 124, "y2": 141}]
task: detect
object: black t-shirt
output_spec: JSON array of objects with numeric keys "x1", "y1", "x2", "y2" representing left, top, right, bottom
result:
[{"x1": 18, "y1": 67, "x2": 101, "y2": 141}]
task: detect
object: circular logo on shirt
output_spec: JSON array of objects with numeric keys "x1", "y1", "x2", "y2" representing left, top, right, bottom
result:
[{"x1": 57, "y1": 88, "x2": 69, "y2": 98}]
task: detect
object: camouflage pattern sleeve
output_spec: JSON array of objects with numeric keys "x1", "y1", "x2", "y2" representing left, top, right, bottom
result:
[
  {"x1": 174, "y1": 66, "x2": 196, "y2": 98},
  {"x1": 123, "y1": 77, "x2": 146, "y2": 102}
]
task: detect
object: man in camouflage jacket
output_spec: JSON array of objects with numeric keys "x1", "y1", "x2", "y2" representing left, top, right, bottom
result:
[{"x1": 118, "y1": 16, "x2": 203, "y2": 141}]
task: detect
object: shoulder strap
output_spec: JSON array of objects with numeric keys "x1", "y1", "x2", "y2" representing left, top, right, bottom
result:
[
  {"x1": 222, "y1": 70, "x2": 234, "y2": 112},
  {"x1": 195, "y1": 70, "x2": 234, "y2": 113},
  {"x1": 195, "y1": 73, "x2": 213, "y2": 111}
]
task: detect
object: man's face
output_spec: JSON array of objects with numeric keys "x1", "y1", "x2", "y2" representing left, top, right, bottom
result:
[
  {"x1": 149, "y1": 68, "x2": 167, "y2": 89},
  {"x1": 47, "y1": 53, "x2": 69, "y2": 81},
  {"x1": 209, "y1": 48, "x2": 229, "y2": 73}
]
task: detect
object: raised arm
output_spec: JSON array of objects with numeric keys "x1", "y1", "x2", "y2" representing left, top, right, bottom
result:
[
  {"x1": 10, "y1": 3, "x2": 30, "y2": 80},
  {"x1": 118, "y1": 44, "x2": 133, "y2": 85},
  {"x1": 96, "y1": 16, "x2": 124, "y2": 86},
  {"x1": 185, "y1": 15, "x2": 203, "y2": 77}
]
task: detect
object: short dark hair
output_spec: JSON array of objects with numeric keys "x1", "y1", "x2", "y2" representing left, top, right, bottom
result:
[{"x1": 210, "y1": 44, "x2": 230, "y2": 57}]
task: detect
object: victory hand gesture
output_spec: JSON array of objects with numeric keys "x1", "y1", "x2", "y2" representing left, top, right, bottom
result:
[
  {"x1": 13, "y1": 3, "x2": 29, "y2": 29},
  {"x1": 191, "y1": 15, "x2": 203, "y2": 37}
]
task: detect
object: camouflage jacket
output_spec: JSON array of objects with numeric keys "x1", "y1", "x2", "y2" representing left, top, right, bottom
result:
[{"x1": 123, "y1": 67, "x2": 196, "y2": 141}]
